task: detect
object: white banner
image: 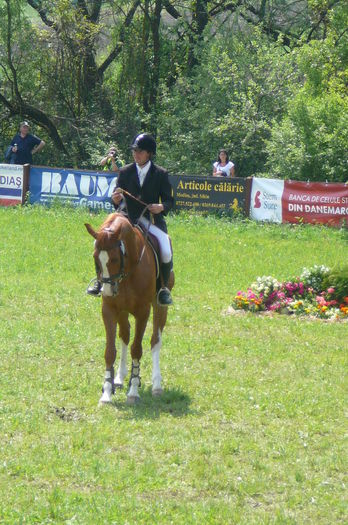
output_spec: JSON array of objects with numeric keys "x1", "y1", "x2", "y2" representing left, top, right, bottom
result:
[
  {"x1": 250, "y1": 178, "x2": 284, "y2": 223},
  {"x1": 0, "y1": 163, "x2": 25, "y2": 206}
]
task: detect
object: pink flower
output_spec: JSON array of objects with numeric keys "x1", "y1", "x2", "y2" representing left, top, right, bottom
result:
[
  {"x1": 268, "y1": 303, "x2": 280, "y2": 311},
  {"x1": 327, "y1": 287, "x2": 335, "y2": 294},
  {"x1": 316, "y1": 296, "x2": 327, "y2": 306}
]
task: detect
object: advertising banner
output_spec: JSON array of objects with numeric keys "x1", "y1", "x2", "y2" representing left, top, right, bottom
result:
[
  {"x1": 0, "y1": 163, "x2": 26, "y2": 206},
  {"x1": 28, "y1": 167, "x2": 247, "y2": 214},
  {"x1": 282, "y1": 181, "x2": 348, "y2": 226},
  {"x1": 249, "y1": 178, "x2": 284, "y2": 223},
  {"x1": 29, "y1": 167, "x2": 117, "y2": 212},
  {"x1": 169, "y1": 175, "x2": 247, "y2": 213}
]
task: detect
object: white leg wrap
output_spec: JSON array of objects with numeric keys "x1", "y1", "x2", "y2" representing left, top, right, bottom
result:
[
  {"x1": 127, "y1": 360, "x2": 141, "y2": 402},
  {"x1": 99, "y1": 380, "x2": 113, "y2": 404},
  {"x1": 115, "y1": 339, "x2": 128, "y2": 387},
  {"x1": 152, "y1": 331, "x2": 163, "y2": 394},
  {"x1": 127, "y1": 376, "x2": 140, "y2": 398}
]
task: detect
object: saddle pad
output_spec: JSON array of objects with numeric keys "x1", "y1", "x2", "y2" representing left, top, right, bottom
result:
[{"x1": 135, "y1": 224, "x2": 160, "y2": 279}]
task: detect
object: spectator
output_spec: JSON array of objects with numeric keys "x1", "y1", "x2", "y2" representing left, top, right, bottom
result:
[
  {"x1": 100, "y1": 145, "x2": 123, "y2": 173},
  {"x1": 212, "y1": 149, "x2": 235, "y2": 177},
  {"x1": 9, "y1": 121, "x2": 45, "y2": 165}
]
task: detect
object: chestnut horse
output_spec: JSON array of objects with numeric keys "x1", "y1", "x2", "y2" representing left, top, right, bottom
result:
[{"x1": 85, "y1": 212, "x2": 174, "y2": 405}]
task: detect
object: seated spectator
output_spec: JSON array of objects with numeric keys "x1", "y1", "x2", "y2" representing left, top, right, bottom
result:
[
  {"x1": 9, "y1": 121, "x2": 45, "y2": 165},
  {"x1": 212, "y1": 149, "x2": 235, "y2": 177},
  {"x1": 100, "y1": 146, "x2": 123, "y2": 173}
]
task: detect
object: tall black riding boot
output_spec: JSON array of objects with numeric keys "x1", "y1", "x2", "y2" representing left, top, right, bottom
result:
[
  {"x1": 87, "y1": 258, "x2": 102, "y2": 296},
  {"x1": 157, "y1": 261, "x2": 173, "y2": 306}
]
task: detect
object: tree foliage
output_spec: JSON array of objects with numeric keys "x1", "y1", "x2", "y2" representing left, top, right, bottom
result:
[
  {"x1": 157, "y1": 27, "x2": 299, "y2": 177},
  {"x1": 0, "y1": 0, "x2": 346, "y2": 180},
  {"x1": 265, "y1": 1, "x2": 348, "y2": 181}
]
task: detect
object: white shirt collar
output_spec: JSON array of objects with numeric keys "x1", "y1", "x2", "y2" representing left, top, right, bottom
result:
[{"x1": 136, "y1": 161, "x2": 151, "y2": 186}]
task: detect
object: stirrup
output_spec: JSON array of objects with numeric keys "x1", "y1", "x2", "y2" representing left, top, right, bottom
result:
[
  {"x1": 157, "y1": 287, "x2": 173, "y2": 306},
  {"x1": 86, "y1": 278, "x2": 101, "y2": 296}
]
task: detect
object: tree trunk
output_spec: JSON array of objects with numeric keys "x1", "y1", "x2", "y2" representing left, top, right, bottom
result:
[{"x1": 187, "y1": 0, "x2": 209, "y2": 71}]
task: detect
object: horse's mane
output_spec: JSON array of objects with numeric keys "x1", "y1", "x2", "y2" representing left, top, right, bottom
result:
[{"x1": 97, "y1": 213, "x2": 134, "y2": 251}]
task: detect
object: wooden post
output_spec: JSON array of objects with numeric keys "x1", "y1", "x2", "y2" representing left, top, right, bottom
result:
[
  {"x1": 244, "y1": 177, "x2": 253, "y2": 218},
  {"x1": 22, "y1": 164, "x2": 30, "y2": 205}
]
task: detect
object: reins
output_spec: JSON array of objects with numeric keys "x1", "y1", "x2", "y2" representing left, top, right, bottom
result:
[
  {"x1": 116, "y1": 188, "x2": 153, "y2": 241},
  {"x1": 119, "y1": 188, "x2": 148, "y2": 208}
]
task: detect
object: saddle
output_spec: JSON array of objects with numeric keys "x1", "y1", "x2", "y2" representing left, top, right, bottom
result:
[{"x1": 135, "y1": 223, "x2": 160, "y2": 281}]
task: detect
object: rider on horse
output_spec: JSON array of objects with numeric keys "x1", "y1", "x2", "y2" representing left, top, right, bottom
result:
[{"x1": 87, "y1": 133, "x2": 174, "y2": 306}]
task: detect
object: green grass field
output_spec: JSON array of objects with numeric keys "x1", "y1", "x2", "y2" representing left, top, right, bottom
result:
[{"x1": 0, "y1": 206, "x2": 347, "y2": 524}]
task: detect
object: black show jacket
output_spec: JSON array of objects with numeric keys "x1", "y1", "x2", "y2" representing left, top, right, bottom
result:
[{"x1": 113, "y1": 162, "x2": 174, "y2": 233}]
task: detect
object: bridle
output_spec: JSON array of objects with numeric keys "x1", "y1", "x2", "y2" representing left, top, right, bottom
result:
[
  {"x1": 97, "y1": 226, "x2": 146, "y2": 296},
  {"x1": 100, "y1": 241, "x2": 127, "y2": 295},
  {"x1": 94, "y1": 228, "x2": 128, "y2": 296}
]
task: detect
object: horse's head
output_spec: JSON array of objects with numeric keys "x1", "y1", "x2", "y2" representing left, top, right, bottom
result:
[{"x1": 85, "y1": 221, "x2": 126, "y2": 297}]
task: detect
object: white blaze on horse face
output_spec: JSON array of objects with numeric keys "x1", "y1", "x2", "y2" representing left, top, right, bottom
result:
[{"x1": 99, "y1": 251, "x2": 113, "y2": 296}]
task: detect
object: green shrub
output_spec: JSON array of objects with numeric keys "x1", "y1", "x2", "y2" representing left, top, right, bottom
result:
[{"x1": 323, "y1": 265, "x2": 348, "y2": 303}]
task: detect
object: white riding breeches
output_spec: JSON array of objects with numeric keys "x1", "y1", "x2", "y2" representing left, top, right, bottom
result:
[{"x1": 139, "y1": 217, "x2": 172, "y2": 263}]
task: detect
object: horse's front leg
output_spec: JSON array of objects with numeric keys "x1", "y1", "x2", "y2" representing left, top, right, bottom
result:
[
  {"x1": 100, "y1": 301, "x2": 117, "y2": 404},
  {"x1": 114, "y1": 313, "x2": 130, "y2": 389},
  {"x1": 127, "y1": 307, "x2": 150, "y2": 405},
  {"x1": 151, "y1": 302, "x2": 168, "y2": 396}
]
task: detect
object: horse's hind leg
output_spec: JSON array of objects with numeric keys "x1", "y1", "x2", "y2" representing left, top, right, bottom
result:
[
  {"x1": 151, "y1": 303, "x2": 168, "y2": 396},
  {"x1": 115, "y1": 312, "x2": 130, "y2": 389}
]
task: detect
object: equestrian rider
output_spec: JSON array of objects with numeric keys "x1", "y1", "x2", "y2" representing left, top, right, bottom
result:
[{"x1": 87, "y1": 133, "x2": 174, "y2": 306}]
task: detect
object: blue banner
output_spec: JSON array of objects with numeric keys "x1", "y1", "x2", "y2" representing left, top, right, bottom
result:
[
  {"x1": 29, "y1": 167, "x2": 117, "y2": 211},
  {"x1": 28, "y1": 166, "x2": 248, "y2": 215}
]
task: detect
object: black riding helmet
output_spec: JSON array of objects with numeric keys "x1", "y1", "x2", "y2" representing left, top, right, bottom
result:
[{"x1": 131, "y1": 133, "x2": 156, "y2": 155}]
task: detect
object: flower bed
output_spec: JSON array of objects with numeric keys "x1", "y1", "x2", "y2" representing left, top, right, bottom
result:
[{"x1": 232, "y1": 265, "x2": 348, "y2": 321}]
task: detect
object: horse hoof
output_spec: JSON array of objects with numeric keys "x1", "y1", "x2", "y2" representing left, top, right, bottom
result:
[
  {"x1": 99, "y1": 393, "x2": 113, "y2": 405},
  {"x1": 126, "y1": 395, "x2": 140, "y2": 405},
  {"x1": 98, "y1": 398, "x2": 112, "y2": 406},
  {"x1": 152, "y1": 388, "x2": 163, "y2": 397}
]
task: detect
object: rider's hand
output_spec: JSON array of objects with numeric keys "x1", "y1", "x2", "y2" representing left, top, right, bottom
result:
[
  {"x1": 148, "y1": 203, "x2": 164, "y2": 214},
  {"x1": 112, "y1": 188, "x2": 123, "y2": 205}
]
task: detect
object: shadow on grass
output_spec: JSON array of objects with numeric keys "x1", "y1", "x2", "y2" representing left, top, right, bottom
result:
[{"x1": 110, "y1": 386, "x2": 196, "y2": 420}]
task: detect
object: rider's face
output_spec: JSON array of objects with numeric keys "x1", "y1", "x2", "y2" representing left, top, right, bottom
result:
[{"x1": 132, "y1": 148, "x2": 151, "y2": 167}]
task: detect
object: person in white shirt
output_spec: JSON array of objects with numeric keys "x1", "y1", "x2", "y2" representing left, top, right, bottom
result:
[{"x1": 212, "y1": 149, "x2": 235, "y2": 177}]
